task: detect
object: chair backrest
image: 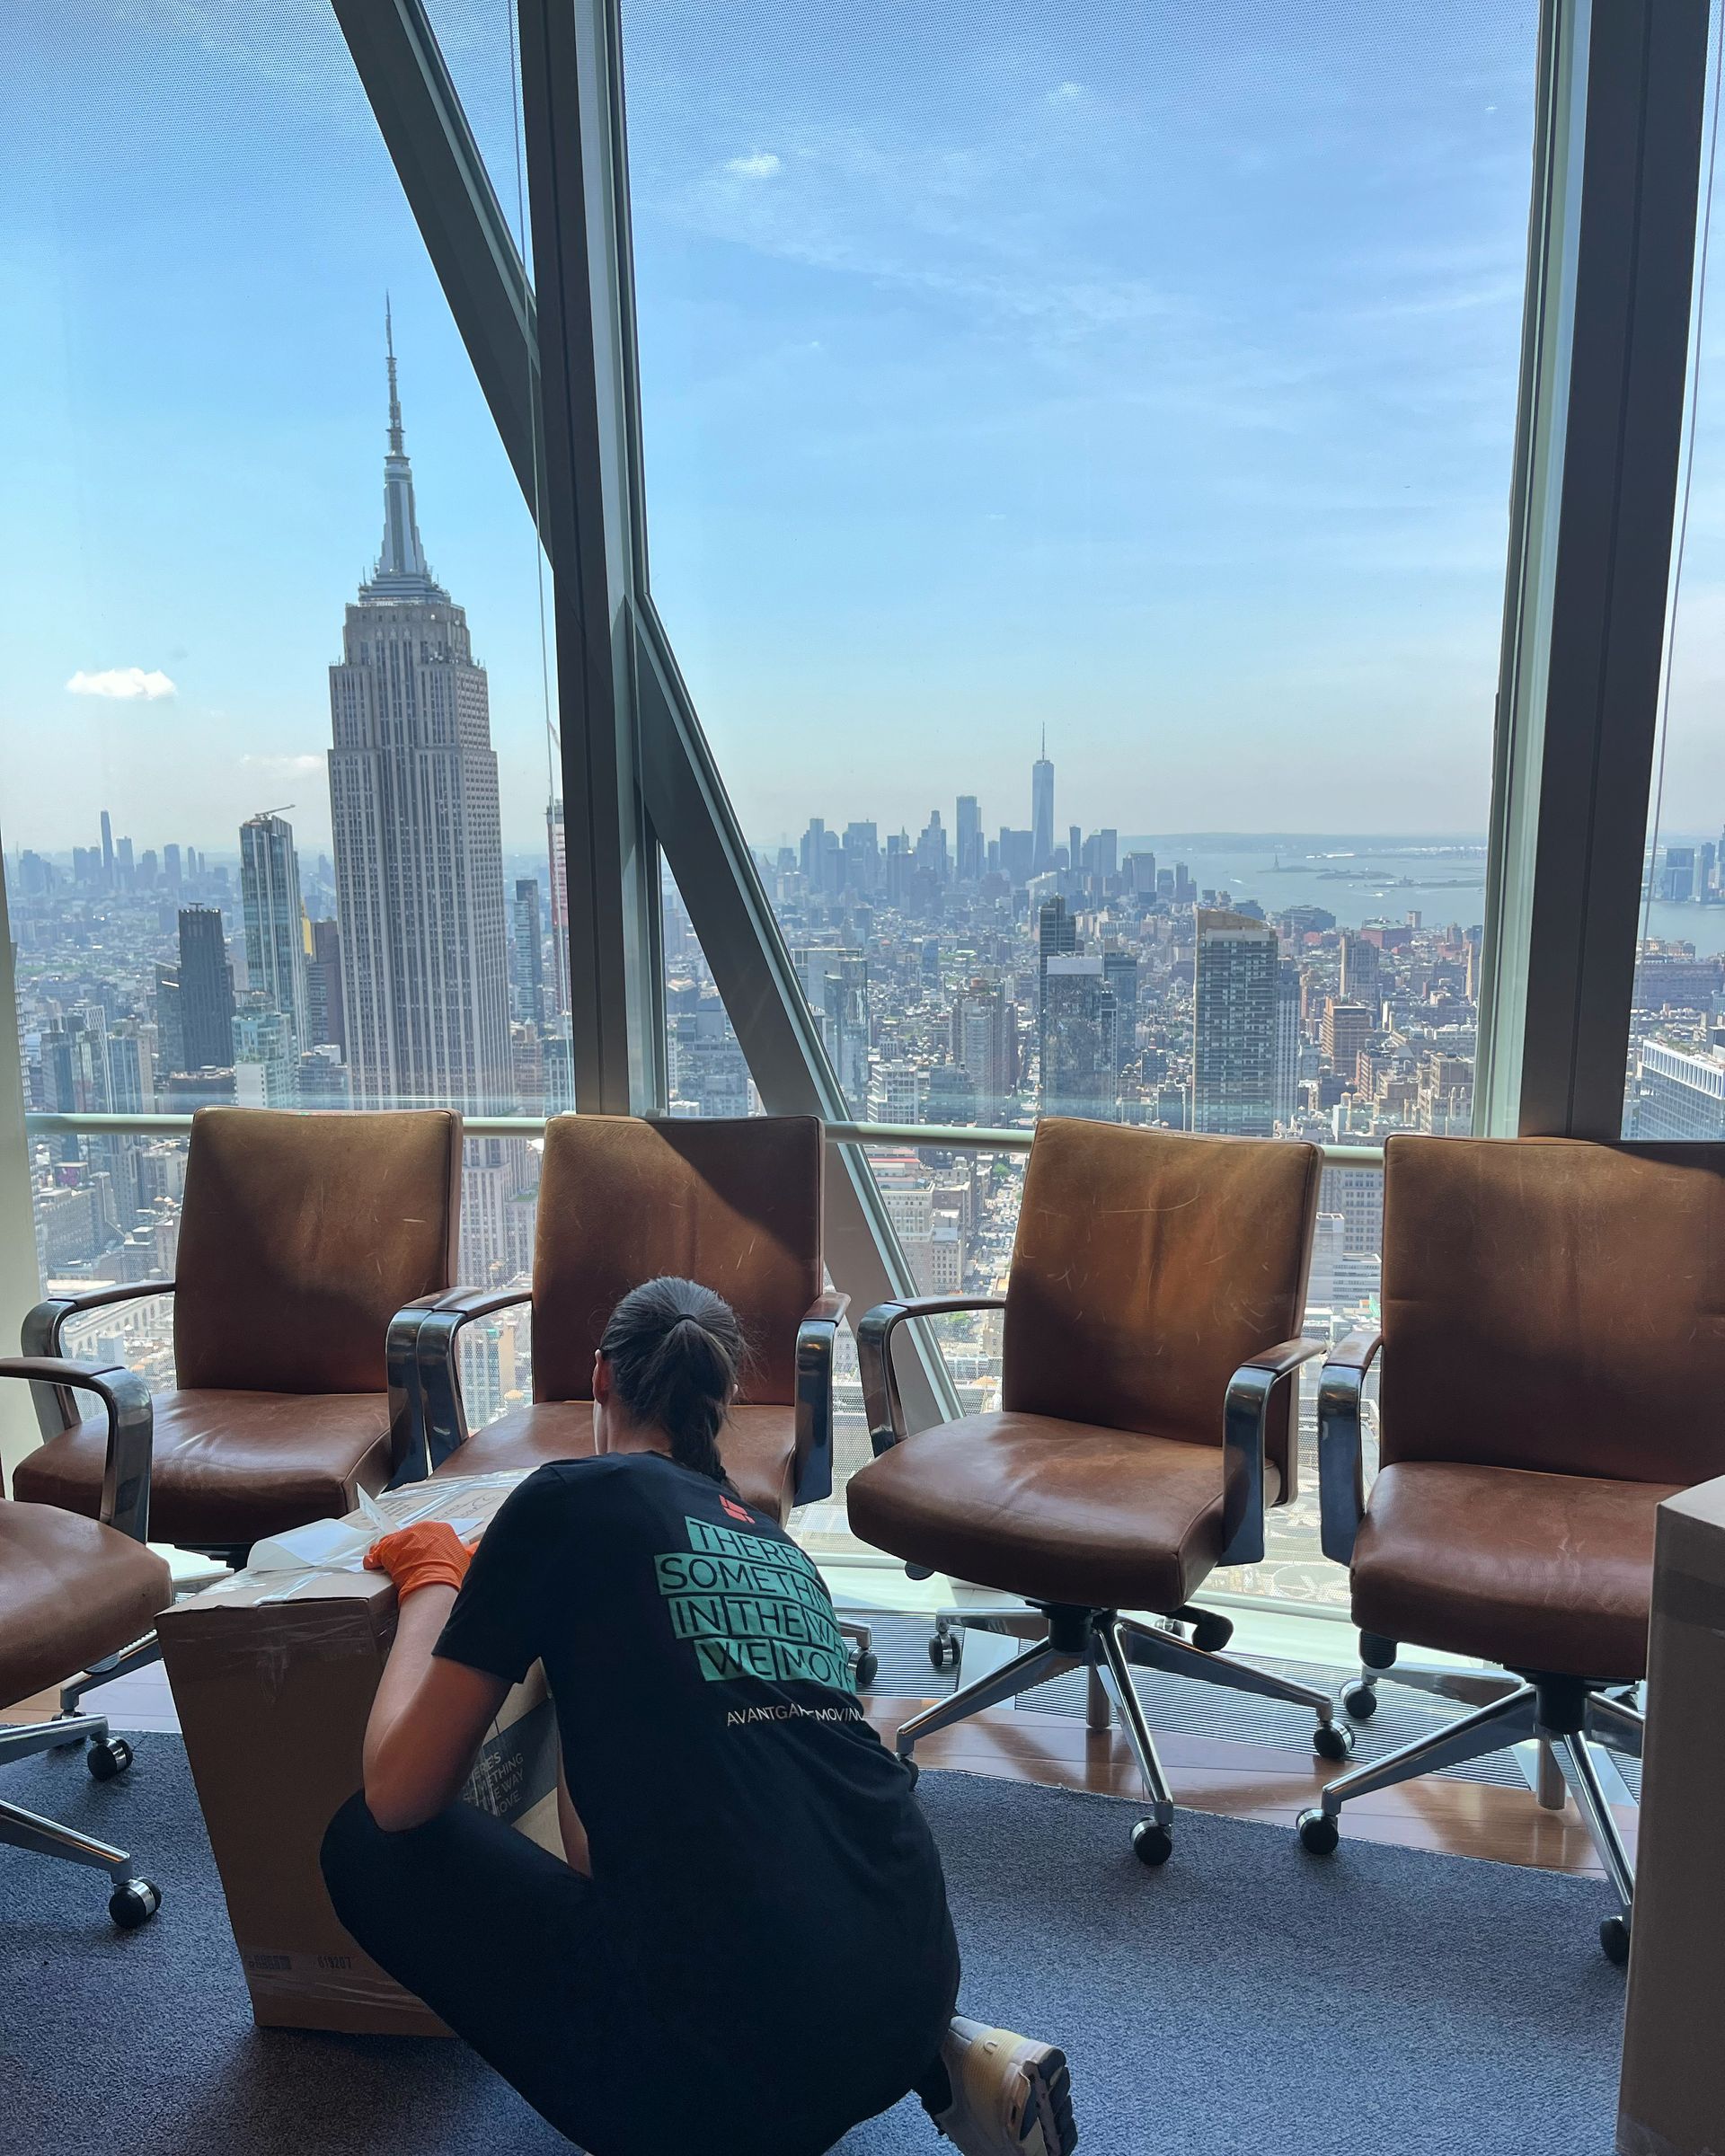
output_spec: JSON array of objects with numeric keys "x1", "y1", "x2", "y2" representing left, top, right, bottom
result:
[
  {"x1": 1001, "y1": 1119, "x2": 1322, "y2": 1490},
  {"x1": 173, "y1": 1108, "x2": 464, "y2": 1393},
  {"x1": 530, "y1": 1115, "x2": 823, "y2": 1406},
  {"x1": 1381, "y1": 1133, "x2": 1725, "y2": 1486}
]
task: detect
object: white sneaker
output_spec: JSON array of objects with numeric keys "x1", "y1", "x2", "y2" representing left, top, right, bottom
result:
[{"x1": 926, "y1": 2017, "x2": 1077, "y2": 2155}]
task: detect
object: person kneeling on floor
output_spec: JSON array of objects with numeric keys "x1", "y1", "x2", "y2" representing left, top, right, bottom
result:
[{"x1": 321, "y1": 1274, "x2": 1078, "y2": 2156}]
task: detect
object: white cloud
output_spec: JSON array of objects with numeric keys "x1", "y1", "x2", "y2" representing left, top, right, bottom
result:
[
  {"x1": 724, "y1": 151, "x2": 782, "y2": 179},
  {"x1": 66, "y1": 666, "x2": 178, "y2": 701},
  {"x1": 240, "y1": 753, "x2": 325, "y2": 776},
  {"x1": 1049, "y1": 82, "x2": 1084, "y2": 104}
]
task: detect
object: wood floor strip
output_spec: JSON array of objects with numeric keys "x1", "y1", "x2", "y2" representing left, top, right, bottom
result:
[
  {"x1": 4, "y1": 1680, "x2": 1631, "y2": 1878},
  {"x1": 862, "y1": 1696, "x2": 1633, "y2": 1878}
]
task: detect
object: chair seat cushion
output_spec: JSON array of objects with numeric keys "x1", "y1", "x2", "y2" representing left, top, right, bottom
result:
[
  {"x1": 11, "y1": 1390, "x2": 396, "y2": 1547},
  {"x1": 0, "y1": 1504, "x2": 172, "y2": 1707},
  {"x1": 1351, "y1": 1461, "x2": 1677, "y2": 1680},
  {"x1": 432, "y1": 1403, "x2": 802, "y2": 1524},
  {"x1": 846, "y1": 1412, "x2": 1272, "y2": 1613}
]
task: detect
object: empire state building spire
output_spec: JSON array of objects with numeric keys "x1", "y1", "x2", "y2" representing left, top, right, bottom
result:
[
  {"x1": 365, "y1": 300, "x2": 444, "y2": 599},
  {"x1": 330, "y1": 301, "x2": 512, "y2": 1118}
]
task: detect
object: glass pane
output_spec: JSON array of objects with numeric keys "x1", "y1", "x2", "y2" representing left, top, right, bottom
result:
[
  {"x1": 621, "y1": 0, "x2": 1530, "y2": 1586},
  {"x1": 662, "y1": 873, "x2": 764, "y2": 1118},
  {"x1": 1624, "y1": 4, "x2": 1725, "y2": 1140},
  {"x1": 622, "y1": 0, "x2": 1527, "y2": 1144},
  {"x1": 5, "y1": 2, "x2": 556, "y2": 1422}
]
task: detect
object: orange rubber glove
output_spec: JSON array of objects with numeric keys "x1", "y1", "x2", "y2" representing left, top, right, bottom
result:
[{"x1": 364, "y1": 1522, "x2": 477, "y2": 1601}]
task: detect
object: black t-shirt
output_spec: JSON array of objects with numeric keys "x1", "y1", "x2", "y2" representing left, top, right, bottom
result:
[{"x1": 435, "y1": 1453, "x2": 956, "y2": 2090}]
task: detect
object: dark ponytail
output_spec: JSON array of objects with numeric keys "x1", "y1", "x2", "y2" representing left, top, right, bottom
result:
[{"x1": 598, "y1": 1276, "x2": 742, "y2": 1483}]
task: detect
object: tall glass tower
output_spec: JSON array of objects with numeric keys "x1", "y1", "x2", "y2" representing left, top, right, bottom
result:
[
  {"x1": 1030, "y1": 729, "x2": 1055, "y2": 877},
  {"x1": 328, "y1": 313, "x2": 511, "y2": 1112},
  {"x1": 1191, "y1": 910, "x2": 1279, "y2": 1136},
  {"x1": 239, "y1": 810, "x2": 309, "y2": 1051}
]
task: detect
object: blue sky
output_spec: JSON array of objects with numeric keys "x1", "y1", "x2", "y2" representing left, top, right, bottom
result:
[{"x1": 8, "y1": 0, "x2": 1677, "y2": 862}]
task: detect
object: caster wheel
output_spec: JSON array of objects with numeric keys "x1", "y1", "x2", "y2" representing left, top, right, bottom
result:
[
  {"x1": 1296, "y1": 1807, "x2": 1340, "y2": 1855},
  {"x1": 928, "y1": 1633, "x2": 959, "y2": 1671},
  {"x1": 87, "y1": 1737, "x2": 134, "y2": 1782},
  {"x1": 109, "y1": 1878, "x2": 161, "y2": 1930},
  {"x1": 899, "y1": 1754, "x2": 920, "y2": 1789},
  {"x1": 1130, "y1": 1820, "x2": 1173, "y2": 1868},
  {"x1": 1190, "y1": 1613, "x2": 1234, "y2": 1653},
  {"x1": 853, "y1": 1651, "x2": 879, "y2": 1691},
  {"x1": 1600, "y1": 1915, "x2": 1632, "y2": 1966},
  {"x1": 1313, "y1": 1719, "x2": 1355, "y2": 1762},
  {"x1": 1341, "y1": 1681, "x2": 1378, "y2": 1721}
]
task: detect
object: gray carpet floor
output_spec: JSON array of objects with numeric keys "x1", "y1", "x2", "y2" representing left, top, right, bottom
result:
[{"x1": 0, "y1": 1737, "x2": 1624, "y2": 2154}]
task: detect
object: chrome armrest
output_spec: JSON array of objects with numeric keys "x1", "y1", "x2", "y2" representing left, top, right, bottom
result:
[
  {"x1": 1315, "y1": 1330, "x2": 1384, "y2": 1565},
  {"x1": 22, "y1": 1280, "x2": 174, "y2": 1441},
  {"x1": 0, "y1": 1356, "x2": 155, "y2": 1543},
  {"x1": 1220, "y1": 1337, "x2": 1327, "y2": 1568},
  {"x1": 856, "y1": 1295, "x2": 1005, "y2": 1456},
  {"x1": 792, "y1": 1290, "x2": 850, "y2": 1508},
  {"x1": 385, "y1": 1292, "x2": 462, "y2": 1489},
  {"x1": 412, "y1": 1286, "x2": 534, "y2": 1474}
]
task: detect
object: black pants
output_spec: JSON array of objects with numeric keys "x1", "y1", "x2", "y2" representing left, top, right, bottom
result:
[{"x1": 321, "y1": 1794, "x2": 956, "y2": 2155}]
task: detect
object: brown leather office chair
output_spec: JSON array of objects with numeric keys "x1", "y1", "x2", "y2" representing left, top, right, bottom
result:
[
  {"x1": 1298, "y1": 1133, "x2": 1713, "y2": 1963},
  {"x1": 850, "y1": 1118, "x2": 1347, "y2": 1865},
  {"x1": 413, "y1": 1114, "x2": 848, "y2": 1525},
  {"x1": 0, "y1": 1354, "x2": 172, "y2": 1927},
  {"x1": 14, "y1": 1107, "x2": 464, "y2": 1555}
]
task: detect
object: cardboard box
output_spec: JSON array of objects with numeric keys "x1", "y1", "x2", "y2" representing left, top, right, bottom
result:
[
  {"x1": 158, "y1": 1473, "x2": 559, "y2": 2037},
  {"x1": 1616, "y1": 1473, "x2": 1725, "y2": 2156}
]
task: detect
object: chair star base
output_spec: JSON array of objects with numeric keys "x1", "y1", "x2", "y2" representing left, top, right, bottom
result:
[
  {"x1": 893, "y1": 1603, "x2": 1346, "y2": 1863},
  {"x1": 0, "y1": 1711, "x2": 162, "y2": 1927},
  {"x1": 1298, "y1": 1669, "x2": 1642, "y2": 1957}
]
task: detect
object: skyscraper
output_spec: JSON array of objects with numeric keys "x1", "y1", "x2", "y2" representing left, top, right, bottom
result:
[
  {"x1": 1037, "y1": 894, "x2": 1077, "y2": 968},
  {"x1": 305, "y1": 918, "x2": 346, "y2": 1053},
  {"x1": 842, "y1": 822, "x2": 880, "y2": 896},
  {"x1": 546, "y1": 798, "x2": 571, "y2": 1020},
  {"x1": 240, "y1": 810, "x2": 309, "y2": 1050},
  {"x1": 1322, "y1": 998, "x2": 1374, "y2": 1087},
  {"x1": 794, "y1": 947, "x2": 871, "y2": 1105},
  {"x1": 951, "y1": 976, "x2": 1016, "y2": 1115},
  {"x1": 1040, "y1": 957, "x2": 1117, "y2": 1118},
  {"x1": 1191, "y1": 909, "x2": 1278, "y2": 1135},
  {"x1": 915, "y1": 809, "x2": 949, "y2": 885},
  {"x1": 1338, "y1": 930, "x2": 1382, "y2": 1015},
  {"x1": 328, "y1": 314, "x2": 511, "y2": 1112},
  {"x1": 175, "y1": 906, "x2": 236, "y2": 1074},
  {"x1": 100, "y1": 808, "x2": 115, "y2": 889},
  {"x1": 1031, "y1": 732, "x2": 1055, "y2": 876},
  {"x1": 955, "y1": 795, "x2": 982, "y2": 883},
  {"x1": 1102, "y1": 950, "x2": 1138, "y2": 1079},
  {"x1": 513, "y1": 878, "x2": 545, "y2": 1022},
  {"x1": 232, "y1": 1009, "x2": 296, "y2": 1108},
  {"x1": 1274, "y1": 959, "x2": 1301, "y2": 1127}
]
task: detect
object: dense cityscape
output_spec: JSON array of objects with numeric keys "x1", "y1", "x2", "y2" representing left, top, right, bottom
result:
[{"x1": 11, "y1": 340, "x2": 1725, "y2": 1600}]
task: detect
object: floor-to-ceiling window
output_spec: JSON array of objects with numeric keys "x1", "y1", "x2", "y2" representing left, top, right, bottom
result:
[
  {"x1": 1623, "y1": 4, "x2": 1725, "y2": 1142},
  {"x1": 615, "y1": 0, "x2": 1543, "y2": 1597},
  {"x1": 4, "y1": 1, "x2": 556, "y2": 1420}
]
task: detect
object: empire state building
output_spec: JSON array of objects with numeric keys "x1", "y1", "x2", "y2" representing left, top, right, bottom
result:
[{"x1": 328, "y1": 318, "x2": 512, "y2": 1113}]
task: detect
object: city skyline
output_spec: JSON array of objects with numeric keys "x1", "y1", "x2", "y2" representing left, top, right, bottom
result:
[{"x1": 4, "y1": 0, "x2": 1600, "y2": 860}]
